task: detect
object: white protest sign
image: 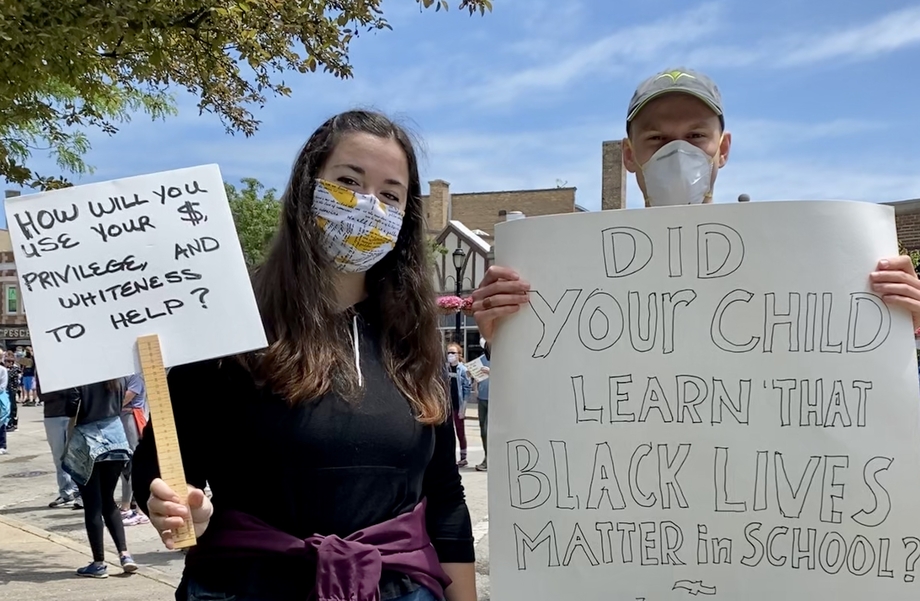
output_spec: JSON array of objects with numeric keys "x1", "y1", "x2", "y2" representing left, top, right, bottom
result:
[
  {"x1": 467, "y1": 356, "x2": 490, "y2": 382},
  {"x1": 488, "y1": 201, "x2": 920, "y2": 600},
  {"x1": 5, "y1": 164, "x2": 267, "y2": 391}
]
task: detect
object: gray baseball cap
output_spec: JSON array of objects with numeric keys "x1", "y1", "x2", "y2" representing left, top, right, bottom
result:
[{"x1": 627, "y1": 67, "x2": 724, "y2": 127}]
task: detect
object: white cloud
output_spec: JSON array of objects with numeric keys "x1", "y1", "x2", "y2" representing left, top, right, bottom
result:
[
  {"x1": 440, "y1": 4, "x2": 920, "y2": 108},
  {"x1": 686, "y1": 5, "x2": 920, "y2": 69},
  {"x1": 779, "y1": 5, "x2": 920, "y2": 65},
  {"x1": 727, "y1": 118, "x2": 888, "y2": 154},
  {"x1": 465, "y1": 4, "x2": 722, "y2": 106}
]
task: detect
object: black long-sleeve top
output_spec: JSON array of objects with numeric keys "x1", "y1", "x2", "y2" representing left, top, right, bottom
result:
[{"x1": 132, "y1": 308, "x2": 473, "y2": 600}]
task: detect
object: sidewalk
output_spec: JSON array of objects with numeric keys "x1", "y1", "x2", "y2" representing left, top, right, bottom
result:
[
  {"x1": 0, "y1": 405, "x2": 185, "y2": 599},
  {"x1": 0, "y1": 516, "x2": 177, "y2": 600}
]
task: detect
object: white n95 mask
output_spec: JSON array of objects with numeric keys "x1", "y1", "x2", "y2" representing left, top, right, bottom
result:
[{"x1": 640, "y1": 140, "x2": 717, "y2": 206}]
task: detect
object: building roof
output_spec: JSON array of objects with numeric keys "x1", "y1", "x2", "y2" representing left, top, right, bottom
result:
[
  {"x1": 882, "y1": 198, "x2": 920, "y2": 215},
  {"x1": 444, "y1": 220, "x2": 491, "y2": 254}
]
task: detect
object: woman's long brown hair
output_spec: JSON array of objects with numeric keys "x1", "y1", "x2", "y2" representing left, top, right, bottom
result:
[{"x1": 242, "y1": 110, "x2": 447, "y2": 424}]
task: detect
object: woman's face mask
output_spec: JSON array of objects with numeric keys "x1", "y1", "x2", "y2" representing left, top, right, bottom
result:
[
  {"x1": 639, "y1": 139, "x2": 720, "y2": 206},
  {"x1": 447, "y1": 352, "x2": 458, "y2": 365},
  {"x1": 313, "y1": 179, "x2": 404, "y2": 272}
]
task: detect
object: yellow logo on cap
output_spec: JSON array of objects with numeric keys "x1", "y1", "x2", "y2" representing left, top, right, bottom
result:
[{"x1": 657, "y1": 70, "x2": 695, "y2": 83}]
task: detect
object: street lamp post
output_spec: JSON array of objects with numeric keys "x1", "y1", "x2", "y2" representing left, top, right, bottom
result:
[{"x1": 452, "y1": 247, "x2": 466, "y2": 345}]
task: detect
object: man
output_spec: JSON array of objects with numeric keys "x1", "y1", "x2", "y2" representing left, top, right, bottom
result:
[
  {"x1": 622, "y1": 67, "x2": 732, "y2": 206},
  {"x1": 471, "y1": 67, "x2": 736, "y2": 342}
]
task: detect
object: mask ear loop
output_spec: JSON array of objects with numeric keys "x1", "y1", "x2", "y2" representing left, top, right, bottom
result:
[
  {"x1": 702, "y1": 133, "x2": 725, "y2": 202},
  {"x1": 625, "y1": 137, "x2": 655, "y2": 206}
]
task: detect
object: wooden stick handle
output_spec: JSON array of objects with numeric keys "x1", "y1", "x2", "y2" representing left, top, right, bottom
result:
[{"x1": 137, "y1": 334, "x2": 197, "y2": 549}]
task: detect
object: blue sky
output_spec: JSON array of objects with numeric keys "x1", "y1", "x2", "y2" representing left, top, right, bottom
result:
[{"x1": 6, "y1": 0, "x2": 920, "y2": 226}]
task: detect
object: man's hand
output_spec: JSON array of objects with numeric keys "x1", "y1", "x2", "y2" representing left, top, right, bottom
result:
[{"x1": 471, "y1": 266, "x2": 530, "y2": 343}]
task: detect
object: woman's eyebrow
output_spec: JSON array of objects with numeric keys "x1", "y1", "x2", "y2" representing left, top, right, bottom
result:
[{"x1": 333, "y1": 164, "x2": 406, "y2": 189}]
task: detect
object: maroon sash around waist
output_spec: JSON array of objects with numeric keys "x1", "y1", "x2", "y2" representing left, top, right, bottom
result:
[{"x1": 185, "y1": 500, "x2": 450, "y2": 601}]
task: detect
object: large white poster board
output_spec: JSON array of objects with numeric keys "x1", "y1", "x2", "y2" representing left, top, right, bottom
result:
[
  {"x1": 489, "y1": 201, "x2": 920, "y2": 600},
  {"x1": 5, "y1": 164, "x2": 267, "y2": 391}
]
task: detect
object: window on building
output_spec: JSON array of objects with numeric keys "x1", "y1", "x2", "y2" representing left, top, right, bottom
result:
[{"x1": 6, "y1": 287, "x2": 17, "y2": 314}]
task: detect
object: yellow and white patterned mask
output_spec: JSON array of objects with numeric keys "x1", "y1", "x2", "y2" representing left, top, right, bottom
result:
[{"x1": 313, "y1": 179, "x2": 405, "y2": 273}]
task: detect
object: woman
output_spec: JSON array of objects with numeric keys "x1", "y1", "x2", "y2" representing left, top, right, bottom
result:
[
  {"x1": 62, "y1": 379, "x2": 138, "y2": 577},
  {"x1": 445, "y1": 343, "x2": 472, "y2": 467},
  {"x1": 20, "y1": 349, "x2": 36, "y2": 406},
  {"x1": 133, "y1": 110, "x2": 476, "y2": 601}
]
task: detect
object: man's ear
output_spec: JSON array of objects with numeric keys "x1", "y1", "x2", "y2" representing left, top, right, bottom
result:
[
  {"x1": 622, "y1": 137, "x2": 639, "y2": 173},
  {"x1": 718, "y1": 131, "x2": 732, "y2": 168}
]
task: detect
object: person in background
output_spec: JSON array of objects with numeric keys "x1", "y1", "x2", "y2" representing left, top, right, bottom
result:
[
  {"x1": 446, "y1": 342, "x2": 472, "y2": 468},
  {"x1": 15, "y1": 347, "x2": 25, "y2": 404},
  {"x1": 0, "y1": 359, "x2": 9, "y2": 455},
  {"x1": 42, "y1": 373, "x2": 81, "y2": 507},
  {"x1": 134, "y1": 110, "x2": 476, "y2": 601},
  {"x1": 63, "y1": 379, "x2": 137, "y2": 577},
  {"x1": 4, "y1": 352, "x2": 19, "y2": 432},
  {"x1": 35, "y1": 372, "x2": 83, "y2": 509},
  {"x1": 119, "y1": 373, "x2": 149, "y2": 526},
  {"x1": 20, "y1": 349, "x2": 37, "y2": 406},
  {"x1": 474, "y1": 340, "x2": 490, "y2": 472}
]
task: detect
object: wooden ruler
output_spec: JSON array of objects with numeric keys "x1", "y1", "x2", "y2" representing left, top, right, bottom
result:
[{"x1": 137, "y1": 334, "x2": 197, "y2": 549}]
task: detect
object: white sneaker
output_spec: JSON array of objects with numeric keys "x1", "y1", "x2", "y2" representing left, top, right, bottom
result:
[{"x1": 0, "y1": 449, "x2": 8, "y2": 455}]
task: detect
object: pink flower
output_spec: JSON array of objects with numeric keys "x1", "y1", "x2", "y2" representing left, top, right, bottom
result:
[{"x1": 437, "y1": 296, "x2": 464, "y2": 311}]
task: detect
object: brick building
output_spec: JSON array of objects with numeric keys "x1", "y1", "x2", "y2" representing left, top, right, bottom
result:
[
  {"x1": 421, "y1": 140, "x2": 628, "y2": 237},
  {"x1": 884, "y1": 198, "x2": 920, "y2": 250},
  {"x1": 422, "y1": 180, "x2": 580, "y2": 238}
]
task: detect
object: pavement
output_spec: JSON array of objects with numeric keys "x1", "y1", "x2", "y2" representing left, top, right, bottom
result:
[{"x1": 0, "y1": 402, "x2": 491, "y2": 600}]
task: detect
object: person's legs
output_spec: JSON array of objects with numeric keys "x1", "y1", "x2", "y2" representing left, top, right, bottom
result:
[
  {"x1": 77, "y1": 470, "x2": 106, "y2": 563},
  {"x1": 20, "y1": 377, "x2": 31, "y2": 404},
  {"x1": 119, "y1": 413, "x2": 139, "y2": 510},
  {"x1": 0, "y1": 422, "x2": 7, "y2": 453},
  {"x1": 453, "y1": 411, "x2": 467, "y2": 466},
  {"x1": 44, "y1": 416, "x2": 78, "y2": 501},
  {"x1": 97, "y1": 460, "x2": 137, "y2": 572},
  {"x1": 7, "y1": 392, "x2": 17, "y2": 430},
  {"x1": 476, "y1": 398, "x2": 488, "y2": 471},
  {"x1": 95, "y1": 462, "x2": 129, "y2": 552}
]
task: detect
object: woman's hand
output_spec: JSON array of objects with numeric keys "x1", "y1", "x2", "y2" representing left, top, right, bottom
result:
[
  {"x1": 147, "y1": 478, "x2": 213, "y2": 550},
  {"x1": 471, "y1": 266, "x2": 530, "y2": 344},
  {"x1": 870, "y1": 256, "x2": 920, "y2": 329}
]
